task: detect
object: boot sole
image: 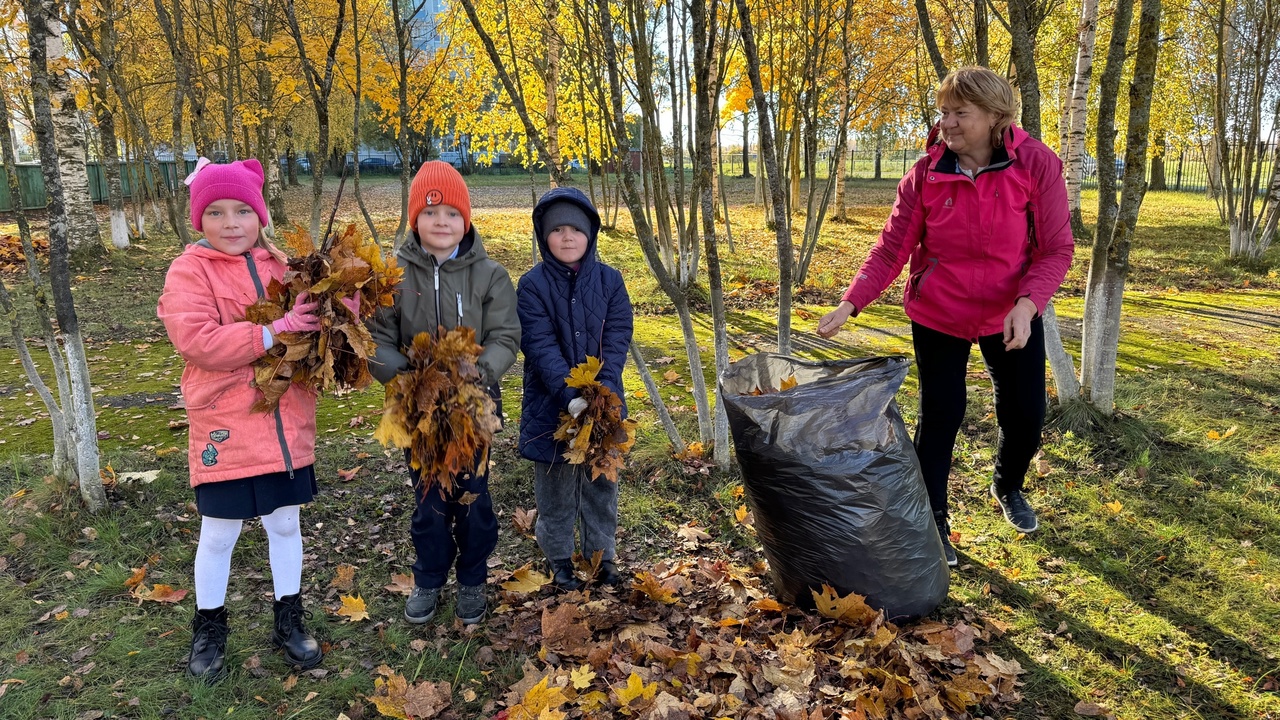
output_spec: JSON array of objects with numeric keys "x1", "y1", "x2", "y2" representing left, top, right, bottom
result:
[
  {"x1": 455, "y1": 610, "x2": 485, "y2": 625},
  {"x1": 404, "y1": 609, "x2": 436, "y2": 624}
]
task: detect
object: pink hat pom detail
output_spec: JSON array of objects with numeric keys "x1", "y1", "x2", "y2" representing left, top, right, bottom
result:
[{"x1": 188, "y1": 158, "x2": 270, "y2": 232}]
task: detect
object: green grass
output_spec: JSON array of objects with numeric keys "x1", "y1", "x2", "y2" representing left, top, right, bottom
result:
[{"x1": 1, "y1": 180, "x2": 1278, "y2": 719}]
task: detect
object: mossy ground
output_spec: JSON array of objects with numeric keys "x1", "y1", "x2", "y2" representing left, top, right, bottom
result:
[{"x1": 0, "y1": 176, "x2": 1277, "y2": 719}]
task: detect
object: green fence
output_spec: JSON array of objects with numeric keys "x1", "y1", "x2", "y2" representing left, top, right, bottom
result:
[{"x1": 0, "y1": 160, "x2": 199, "y2": 212}]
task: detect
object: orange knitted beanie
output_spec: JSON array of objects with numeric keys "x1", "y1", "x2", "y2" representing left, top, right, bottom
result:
[{"x1": 408, "y1": 161, "x2": 471, "y2": 231}]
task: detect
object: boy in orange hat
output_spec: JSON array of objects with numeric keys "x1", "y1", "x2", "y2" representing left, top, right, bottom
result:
[{"x1": 368, "y1": 161, "x2": 520, "y2": 625}]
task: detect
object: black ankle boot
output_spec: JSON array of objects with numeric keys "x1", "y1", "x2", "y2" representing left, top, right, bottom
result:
[
  {"x1": 596, "y1": 559, "x2": 623, "y2": 587},
  {"x1": 271, "y1": 594, "x2": 322, "y2": 669},
  {"x1": 188, "y1": 606, "x2": 229, "y2": 682},
  {"x1": 548, "y1": 558, "x2": 582, "y2": 592}
]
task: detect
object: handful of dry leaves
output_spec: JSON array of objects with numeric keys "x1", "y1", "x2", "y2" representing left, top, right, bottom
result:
[
  {"x1": 243, "y1": 224, "x2": 402, "y2": 413},
  {"x1": 553, "y1": 356, "x2": 638, "y2": 482},
  {"x1": 373, "y1": 327, "x2": 502, "y2": 495}
]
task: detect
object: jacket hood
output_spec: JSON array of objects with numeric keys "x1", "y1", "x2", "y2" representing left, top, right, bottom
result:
[
  {"x1": 397, "y1": 225, "x2": 490, "y2": 271},
  {"x1": 532, "y1": 187, "x2": 602, "y2": 273},
  {"x1": 926, "y1": 122, "x2": 1030, "y2": 164}
]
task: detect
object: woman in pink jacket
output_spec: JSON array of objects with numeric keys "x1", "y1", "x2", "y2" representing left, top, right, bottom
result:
[
  {"x1": 818, "y1": 67, "x2": 1074, "y2": 567},
  {"x1": 158, "y1": 159, "x2": 347, "y2": 681}
]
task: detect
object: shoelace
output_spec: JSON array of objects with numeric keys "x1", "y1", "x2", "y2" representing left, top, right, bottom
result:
[
  {"x1": 195, "y1": 615, "x2": 229, "y2": 645},
  {"x1": 279, "y1": 602, "x2": 313, "y2": 631},
  {"x1": 1006, "y1": 492, "x2": 1033, "y2": 515}
]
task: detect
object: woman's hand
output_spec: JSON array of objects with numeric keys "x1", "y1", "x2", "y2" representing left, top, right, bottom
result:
[
  {"x1": 1002, "y1": 297, "x2": 1038, "y2": 350},
  {"x1": 817, "y1": 301, "x2": 857, "y2": 339}
]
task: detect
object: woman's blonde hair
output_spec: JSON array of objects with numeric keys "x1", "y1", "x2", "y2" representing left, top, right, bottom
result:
[{"x1": 936, "y1": 66, "x2": 1019, "y2": 147}]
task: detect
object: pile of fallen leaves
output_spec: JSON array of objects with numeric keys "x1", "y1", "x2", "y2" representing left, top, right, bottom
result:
[
  {"x1": 0, "y1": 233, "x2": 48, "y2": 274},
  {"x1": 373, "y1": 327, "x2": 501, "y2": 494},
  {"x1": 243, "y1": 223, "x2": 402, "y2": 412},
  {"x1": 367, "y1": 550, "x2": 1023, "y2": 719},
  {"x1": 553, "y1": 357, "x2": 638, "y2": 482}
]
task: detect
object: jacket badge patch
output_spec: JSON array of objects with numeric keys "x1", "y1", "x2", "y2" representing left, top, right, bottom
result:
[
  {"x1": 210, "y1": 429, "x2": 231, "y2": 443},
  {"x1": 201, "y1": 443, "x2": 219, "y2": 467},
  {"x1": 425, "y1": 189, "x2": 443, "y2": 206},
  {"x1": 944, "y1": 197, "x2": 954, "y2": 207}
]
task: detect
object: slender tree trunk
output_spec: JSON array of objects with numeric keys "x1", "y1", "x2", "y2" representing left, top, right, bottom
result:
[
  {"x1": 692, "y1": 0, "x2": 730, "y2": 464},
  {"x1": 975, "y1": 0, "x2": 989, "y2": 66},
  {"x1": 251, "y1": 0, "x2": 287, "y2": 226},
  {"x1": 1081, "y1": 0, "x2": 1161, "y2": 412},
  {"x1": 735, "y1": 0, "x2": 793, "y2": 354},
  {"x1": 284, "y1": 0, "x2": 347, "y2": 239},
  {"x1": 915, "y1": 0, "x2": 947, "y2": 81},
  {"x1": 47, "y1": 4, "x2": 102, "y2": 254},
  {"x1": 741, "y1": 111, "x2": 752, "y2": 178},
  {"x1": 1008, "y1": 0, "x2": 1043, "y2": 137},
  {"x1": 27, "y1": 0, "x2": 105, "y2": 510},
  {"x1": 348, "y1": 0, "x2": 380, "y2": 243},
  {"x1": 598, "y1": 0, "x2": 711, "y2": 448},
  {"x1": 1066, "y1": 0, "x2": 1098, "y2": 238},
  {"x1": 545, "y1": 0, "x2": 563, "y2": 183},
  {"x1": 629, "y1": 345, "x2": 683, "y2": 449},
  {"x1": 0, "y1": 93, "x2": 76, "y2": 478}
]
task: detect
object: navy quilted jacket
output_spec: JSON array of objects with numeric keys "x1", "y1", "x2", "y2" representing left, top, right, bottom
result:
[{"x1": 518, "y1": 187, "x2": 634, "y2": 464}]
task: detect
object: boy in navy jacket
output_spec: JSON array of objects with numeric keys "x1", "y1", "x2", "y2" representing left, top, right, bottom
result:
[{"x1": 517, "y1": 187, "x2": 633, "y2": 590}]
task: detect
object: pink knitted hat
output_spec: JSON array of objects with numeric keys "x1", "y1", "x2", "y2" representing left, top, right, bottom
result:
[{"x1": 187, "y1": 158, "x2": 270, "y2": 232}]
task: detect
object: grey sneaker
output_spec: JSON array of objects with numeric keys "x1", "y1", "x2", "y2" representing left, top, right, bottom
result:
[
  {"x1": 934, "y1": 513, "x2": 958, "y2": 567},
  {"x1": 404, "y1": 586, "x2": 441, "y2": 624},
  {"x1": 991, "y1": 483, "x2": 1040, "y2": 533},
  {"x1": 455, "y1": 584, "x2": 486, "y2": 625}
]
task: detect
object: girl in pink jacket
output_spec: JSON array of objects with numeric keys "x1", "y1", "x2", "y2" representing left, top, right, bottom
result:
[
  {"x1": 819, "y1": 67, "x2": 1074, "y2": 568},
  {"x1": 158, "y1": 158, "x2": 340, "y2": 681}
]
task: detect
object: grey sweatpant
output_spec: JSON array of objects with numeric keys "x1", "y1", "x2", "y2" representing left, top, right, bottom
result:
[{"x1": 533, "y1": 461, "x2": 619, "y2": 562}]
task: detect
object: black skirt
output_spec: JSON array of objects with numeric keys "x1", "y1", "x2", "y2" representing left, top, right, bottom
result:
[{"x1": 194, "y1": 465, "x2": 318, "y2": 520}]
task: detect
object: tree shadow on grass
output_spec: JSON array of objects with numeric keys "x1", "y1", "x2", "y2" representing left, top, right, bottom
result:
[{"x1": 958, "y1": 557, "x2": 1256, "y2": 720}]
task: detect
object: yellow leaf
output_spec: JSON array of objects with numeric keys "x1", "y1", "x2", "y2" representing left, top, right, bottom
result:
[
  {"x1": 779, "y1": 375, "x2": 798, "y2": 391},
  {"x1": 662, "y1": 370, "x2": 680, "y2": 383},
  {"x1": 1207, "y1": 430, "x2": 1221, "y2": 440},
  {"x1": 570, "y1": 665, "x2": 596, "y2": 689},
  {"x1": 811, "y1": 584, "x2": 878, "y2": 626},
  {"x1": 1223, "y1": 425, "x2": 1237, "y2": 438},
  {"x1": 501, "y1": 563, "x2": 550, "y2": 594},
  {"x1": 614, "y1": 672, "x2": 657, "y2": 706},
  {"x1": 735, "y1": 505, "x2": 749, "y2": 524},
  {"x1": 632, "y1": 572, "x2": 678, "y2": 604},
  {"x1": 507, "y1": 676, "x2": 567, "y2": 718},
  {"x1": 337, "y1": 594, "x2": 370, "y2": 622},
  {"x1": 123, "y1": 566, "x2": 147, "y2": 589},
  {"x1": 330, "y1": 564, "x2": 357, "y2": 591},
  {"x1": 565, "y1": 356, "x2": 603, "y2": 388},
  {"x1": 55, "y1": 610, "x2": 69, "y2": 621},
  {"x1": 133, "y1": 584, "x2": 189, "y2": 604},
  {"x1": 370, "y1": 672, "x2": 410, "y2": 719},
  {"x1": 1103, "y1": 500, "x2": 1123, "y2": 514}
]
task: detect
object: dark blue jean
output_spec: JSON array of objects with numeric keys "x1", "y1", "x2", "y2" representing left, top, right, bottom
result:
[{"x1": 406, "y1": 451, "x2": 498, "y2": 588}]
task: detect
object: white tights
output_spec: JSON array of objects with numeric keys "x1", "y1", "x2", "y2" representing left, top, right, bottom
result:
[{"x1": 194, "y1": 505, "x2": 303, "y2": 609}]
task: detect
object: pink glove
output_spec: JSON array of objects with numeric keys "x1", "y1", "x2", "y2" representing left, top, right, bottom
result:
[
  {"x1": 340, "y1": 295, "x2": 360, "y2": 317},
  {"x1": 271, "y1": 292, "x2": 321, "y2": 333}
]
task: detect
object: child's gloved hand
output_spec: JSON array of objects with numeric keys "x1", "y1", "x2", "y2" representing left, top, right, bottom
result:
[
  {"x1": 568, "y1": 397, "x2": 588, "y2": 418},
  {"x1": 340, "y1": 295, "x2": 360, "y2": 316},
  {"x1": 271, "y1": 292, "x2": 321, "y2": 333}
]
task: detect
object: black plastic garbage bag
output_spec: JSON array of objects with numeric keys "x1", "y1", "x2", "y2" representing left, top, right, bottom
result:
[{"x1": 720, "y1": 353, "x2": 948, "y2": 622}]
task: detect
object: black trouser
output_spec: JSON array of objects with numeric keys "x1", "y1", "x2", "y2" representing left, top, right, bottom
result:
[
  {"x1": 911, "y1": 317, "x2": 1046, "y2": 517},
  {"x1": 406, "y1": 449, "x2": 498, "y2": 589}
]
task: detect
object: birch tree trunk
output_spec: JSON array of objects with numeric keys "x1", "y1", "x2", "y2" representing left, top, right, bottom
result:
[
  {"x1": 1066, "y1": 0, "x2": 1099, "y2": 238},
  {"x1": 27, "y1": 0, "x2": 105, "y2": 511},
  {"x1": 0, "y1": 93, "x2": 76, "y2": 479},
  {"x1": 46, "y1": 3, "x2": 102, "y2": 255},
  {"x1": 598, "y1": 0, "x2": 711, "y2": 448},
  {"x1": 251, "y1": 0, "x2": 288, "y2": 227},
  {"x1": 735, "y1": 0, "x2": 793, "y2": 354},
  {"x1": 1081, "y1": 0, "x2": 1161, "y2": 412},
  {"x1": 692, "y1": 0, "x2": 730, "y2": 464}
]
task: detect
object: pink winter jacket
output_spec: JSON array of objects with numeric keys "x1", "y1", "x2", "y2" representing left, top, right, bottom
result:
[
  {"x1": 157, "y1": 243, "x2": 317, "y2": 486},
  {"x1": 842, "y1": 124, "x2": 1075, "y2": 341}
]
